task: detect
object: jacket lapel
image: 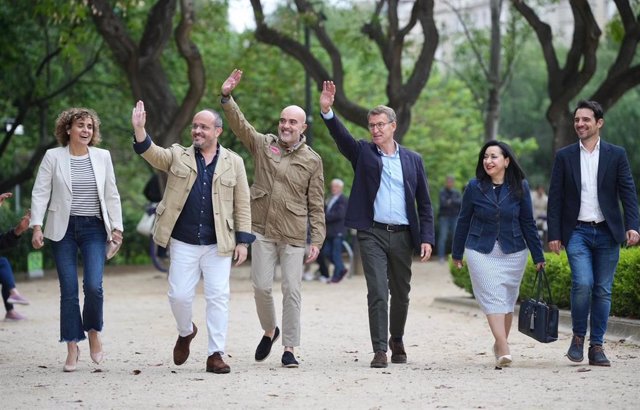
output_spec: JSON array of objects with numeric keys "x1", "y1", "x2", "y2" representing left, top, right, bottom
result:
[
  {"x1": 213, "y1": 146, "x2": 230, "y2": 182},
  {"x1": 597, "y1": 141, "x2": 610, "y2": 189},
  {"x1": 183, "y1": 146, "x2": 198, "y2": 172},
  {"x1": 59, "y1": 146, "x2": 73, "y2": 193},
  {"x1": 570, "y1": 143, "x2": 581, "y2": 194},
  {"x1": 88, "y1": 148, "x2": 105, "y2": 199}
]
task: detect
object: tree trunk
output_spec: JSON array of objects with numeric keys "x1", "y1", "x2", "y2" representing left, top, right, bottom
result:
[
  {"x1": 249, "y1": 0, "x2": 438, "y2": 143},
  {"x1": 88, "y1": 0, "x2": 205, "y2": 147}
]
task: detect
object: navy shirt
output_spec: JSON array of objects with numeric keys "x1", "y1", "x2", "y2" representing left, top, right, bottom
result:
[{"x1": 171, "y1": 146, "x2": 220, "y2": 245}]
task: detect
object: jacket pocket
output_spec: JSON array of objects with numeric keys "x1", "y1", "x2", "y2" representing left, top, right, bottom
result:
[
  {"x1": 220, "y1": 177, "x2": 237, "y2": 202},
  {"x1": 280, "y1": 200, "x2": 307, "y2": 240}
]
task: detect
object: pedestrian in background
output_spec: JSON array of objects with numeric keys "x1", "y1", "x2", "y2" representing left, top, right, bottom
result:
[
  {"x1": 131, "y1": 101, "x2": 254, "y2": 374},
  {"x1": 30, "y1": 108, "x2": 123, "y2": 372},
  {"x1": 320, "y1": 81, "x2": 435, "y2": 368},
  {"x1": 547, "y1": 100, "x2": 639, "y2": 367},
  {"x1": 0, "y1": 192, "x2": 31, "y2": 321},
  {"x1": 220, "y1": 69, "x2": 325, "y2": 368},
  {"x1": 437, "y1": 175, "x2": 461, "y2": 263},
  {"x1": 452, "y1": 140, "x2": 545, "y2": 368},
  {"x1": 317, "y1": 178, "x2": 349, "y2": 283}
]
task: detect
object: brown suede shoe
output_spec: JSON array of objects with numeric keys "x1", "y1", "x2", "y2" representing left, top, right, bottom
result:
[
  {"x1": 370, "y1": 351, "x2": 388, "y2": 368},
  {"x1": 206, "y1": 352, "x2": 231, "y2": 374},
  {"x1": 173, "y1": 323, "x2": 198, "y2": 365},
  {"x1": 388, "y1": 337, "x2": 407, "y2": 364}
]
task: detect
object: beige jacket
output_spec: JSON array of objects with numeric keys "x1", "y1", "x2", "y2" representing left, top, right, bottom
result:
[
  {"x1": 221, "y1": 97, "x2": 325, "y2": 248},
  {"x1": 139, "y1": 139, "x2": 252, "y2": 256},
  {"x1": 30, "y1": 146, "x2": 123, "y2": 241}
]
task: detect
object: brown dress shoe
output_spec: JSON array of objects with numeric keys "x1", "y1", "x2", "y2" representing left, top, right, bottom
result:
[
  {"x1": 173, "y1": 323, "x2": 198, "y2": 365},
  {"x1": 389, "y1": 337, "x2": 407, "y2": 364},
  {"x1": 370, "y1": 351, "x2": 388, "y2": 368},
  {"x1": 206, "y1": 352, "x2": 231, "y2": 374}
]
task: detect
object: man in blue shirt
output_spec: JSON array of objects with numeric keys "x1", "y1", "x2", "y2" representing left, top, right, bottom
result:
[{"x1": 319, "y1": 81, "x2": 435, "y2": 368}]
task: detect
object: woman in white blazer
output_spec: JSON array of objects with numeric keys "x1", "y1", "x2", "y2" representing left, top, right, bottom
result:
[{"x1": 30, "y1": 108, "x2": 123, "y2": 372}]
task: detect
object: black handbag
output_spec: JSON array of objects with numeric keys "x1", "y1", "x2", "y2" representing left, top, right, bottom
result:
[{"x1": 518, "y1": 268, "x2": 559, "y2": 343}]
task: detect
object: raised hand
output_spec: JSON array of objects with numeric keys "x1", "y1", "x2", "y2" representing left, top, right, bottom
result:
[
  {"x1": 131, "y1": 100, "x2": 147, "y2": 142},
  {"x1": 221, "y1": 69, "x2": 243, "y2": 97},
  {"x1": 320, "y1": 81, "x2": 336, "y2": 114},
  {"x1": 0, "y1": 192, "x2": 12, "y2": 207},
  {"x1": 14, "y1": 209, "x2": 31, "y2": 236}
]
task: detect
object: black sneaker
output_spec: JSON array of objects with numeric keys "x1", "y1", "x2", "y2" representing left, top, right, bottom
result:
[
  {"x1": 254, "y1": 327, "x2": 280, "y2": 362},
  {"x1": 567, "y1": 335, "x2": 585, "y2": 362},
  {"x1": 588, "y1": 345, "x2": 611, "y2": 367},
  {"x1": 281, "y1": 351, "x2": 299, "y2": 368}
]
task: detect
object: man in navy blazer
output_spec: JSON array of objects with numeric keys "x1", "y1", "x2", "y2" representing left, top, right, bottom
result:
[
  {"x1": 548, "y1": 100, "x2": 639, "y2": 367},
  {"x1": 320, "y1": 81, "x2": 435, "y2": 368}
]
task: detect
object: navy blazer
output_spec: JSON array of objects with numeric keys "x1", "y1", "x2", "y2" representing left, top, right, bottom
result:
[
  {"x1": 547, "y1": 140, "x2": 639, "y2": 245},
  {"x1": 452, "y1": 178, "x2": 544, "y2": 263},
  {"x1": 322, "y1": 114, "x2": 435, "y2": 251},
  {"x1": 325, "y1": 194, "x2": 348, "y2": 238}
]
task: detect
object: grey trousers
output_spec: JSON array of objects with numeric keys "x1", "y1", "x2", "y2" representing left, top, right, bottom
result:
[
  {"x1": 357, "y1": 227, "x2": 413, "y2": 353},
  {"x1": 251, "y1": 232, "x2": 305, "y2": 347}
]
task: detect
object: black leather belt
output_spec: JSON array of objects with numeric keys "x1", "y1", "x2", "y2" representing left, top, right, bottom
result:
[
  {"x1": 577, "y1": 220, "x2": 606, "y2": 227},
  {"x1": 372, "y1": 221, "x2": 410, "y2": 232}
]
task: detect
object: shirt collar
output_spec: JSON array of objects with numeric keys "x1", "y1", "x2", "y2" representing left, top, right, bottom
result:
[
  {"x1": 579, "y1": 137, "x2": 600, "y2": 153},
  {"x1": 376, "y1": 141, "x2": 399, "y2": 157}
]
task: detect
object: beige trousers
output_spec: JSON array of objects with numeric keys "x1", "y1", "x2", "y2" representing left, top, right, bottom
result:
[{"x1": 251, "y1": 232, "x2": 305, "y2": 347}]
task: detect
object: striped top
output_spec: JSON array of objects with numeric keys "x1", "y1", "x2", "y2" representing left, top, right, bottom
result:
[{"x1": 70, "y1": 154, "x2": 101, "y2": 217}]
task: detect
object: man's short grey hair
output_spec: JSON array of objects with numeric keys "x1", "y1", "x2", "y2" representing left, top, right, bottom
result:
[
  {"x1": 204, "y1": 108, "x2": 224, "y2": 128},
  {"x1": 367, "y1": 105, "x2": 397, "y2": 123},
  {"x1": 331, "y1": 178, "x2": 344, "y2": 187}
]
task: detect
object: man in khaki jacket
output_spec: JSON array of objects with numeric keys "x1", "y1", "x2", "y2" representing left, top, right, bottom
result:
[
  {"x1": 220, "y1": 69, "x2": 325, "y2": 368},
  {"x1": 131, "y1": 101, "x2": 254, "y2": 374}
]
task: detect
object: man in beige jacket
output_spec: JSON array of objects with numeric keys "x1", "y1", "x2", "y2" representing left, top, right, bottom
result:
[
  {"x1": 220, "y1": 69, "x2": 325, "y2": 368},
  {"x1": 131, "y1": 101, "x2": 254, "y2": 374}
]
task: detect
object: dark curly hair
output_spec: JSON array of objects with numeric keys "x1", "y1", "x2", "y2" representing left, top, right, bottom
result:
[
  {"x1": 54, "y1": 108, "x2": 102, "y2": 146},
  {"x1": 475, "y1": 140, "x2": 526, "y2": 198}
]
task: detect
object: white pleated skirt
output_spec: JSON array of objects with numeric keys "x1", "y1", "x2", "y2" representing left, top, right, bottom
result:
[{"x1": 466, "y1": 242, "x2": 528, "y2": 314}]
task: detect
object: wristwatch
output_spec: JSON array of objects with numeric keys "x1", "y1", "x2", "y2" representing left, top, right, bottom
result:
[{"x1": 238, "y1": 242, "x2": 249, "y2": 248}]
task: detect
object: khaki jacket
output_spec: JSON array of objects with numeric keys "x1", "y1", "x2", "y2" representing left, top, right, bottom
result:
[
  {"x1": 139, "y1": 139, "x2": 252, "y2": 256},
  {"x1": 221, "y1": 97, "x2": 325, "y2": 248}
]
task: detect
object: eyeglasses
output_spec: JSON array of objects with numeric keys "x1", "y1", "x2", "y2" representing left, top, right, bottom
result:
[{"x1": 367, "y1": 121, "x2": 393, "y2": 131}]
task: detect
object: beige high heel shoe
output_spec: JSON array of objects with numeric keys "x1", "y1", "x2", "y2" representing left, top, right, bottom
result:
[
  {"x1": 63, "y1": 345, "x2": 80, "y2": 372},
  {"x1": 88, "y1": 331, "x2": 104, "y2": 365}
]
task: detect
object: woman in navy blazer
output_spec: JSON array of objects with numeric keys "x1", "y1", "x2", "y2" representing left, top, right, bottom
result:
[{"x1": 452, "y1": 140, "x2": 545, "y2": 368}]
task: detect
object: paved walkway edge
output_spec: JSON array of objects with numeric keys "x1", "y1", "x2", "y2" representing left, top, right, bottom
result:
[{"x1": 433, "y1": 296, "x2": 640, "y2": 346}]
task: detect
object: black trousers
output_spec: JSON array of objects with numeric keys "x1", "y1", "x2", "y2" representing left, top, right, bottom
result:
[{"x1": 357, "y1": 227, "x2": 413, "y2": 352}]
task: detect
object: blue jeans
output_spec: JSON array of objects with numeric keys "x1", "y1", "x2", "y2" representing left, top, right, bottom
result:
[
  {"x1": 0, "y1": 257, "x2": 16, "y2": 312},
  {"x1": 51, "y1": 216, "x2": 107, "y2": 342},
  {"x1": 566, "y1": 224, "x2": 620, "y2": 345},
  {"x1": 437, "y1": 216, "x2": 458, "y2": 259},
  {"x1": 318, "y1": 235, "x2": 345, "y2": 279}
]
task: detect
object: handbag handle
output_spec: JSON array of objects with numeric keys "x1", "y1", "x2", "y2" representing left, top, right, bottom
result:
[{"x1": 531, "y1": 268, "x2": 554, "y2": 304}]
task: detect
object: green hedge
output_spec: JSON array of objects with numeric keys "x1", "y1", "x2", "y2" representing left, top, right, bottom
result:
[{"x1": 449, "y1": 246, "x2": 640, "y2": 319}]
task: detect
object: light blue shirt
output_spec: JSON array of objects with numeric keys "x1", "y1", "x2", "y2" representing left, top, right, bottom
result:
[
  {"x1": 374, "y1": 143, "x2": 409, "y2": 225},
  {"x1": 321, "y1": 108, "x2": 408, "y2": 225}
]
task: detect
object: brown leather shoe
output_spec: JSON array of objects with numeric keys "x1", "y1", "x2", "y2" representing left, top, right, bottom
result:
[
  {"x1": 206, "y1": 352, "x2": 231, "y2": 374},
  {"x1": 173, "y1": 323, "x2": 198, "y2": 365},
  {"x1": 389, "y1": 337, "x2": 407, "y2": 363},
  {"x1": 370, "y1": 351, "x2": 388, "y2": 368}
]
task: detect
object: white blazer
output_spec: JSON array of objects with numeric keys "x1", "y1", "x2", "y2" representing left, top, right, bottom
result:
[{"x1": 30, "y1": 146, "x2": 123, "y2": 242}]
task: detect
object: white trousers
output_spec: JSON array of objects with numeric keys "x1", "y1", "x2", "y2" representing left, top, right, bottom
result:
[{"x1": 167, "y1": 238, "x2": 232, "y2": 355}]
